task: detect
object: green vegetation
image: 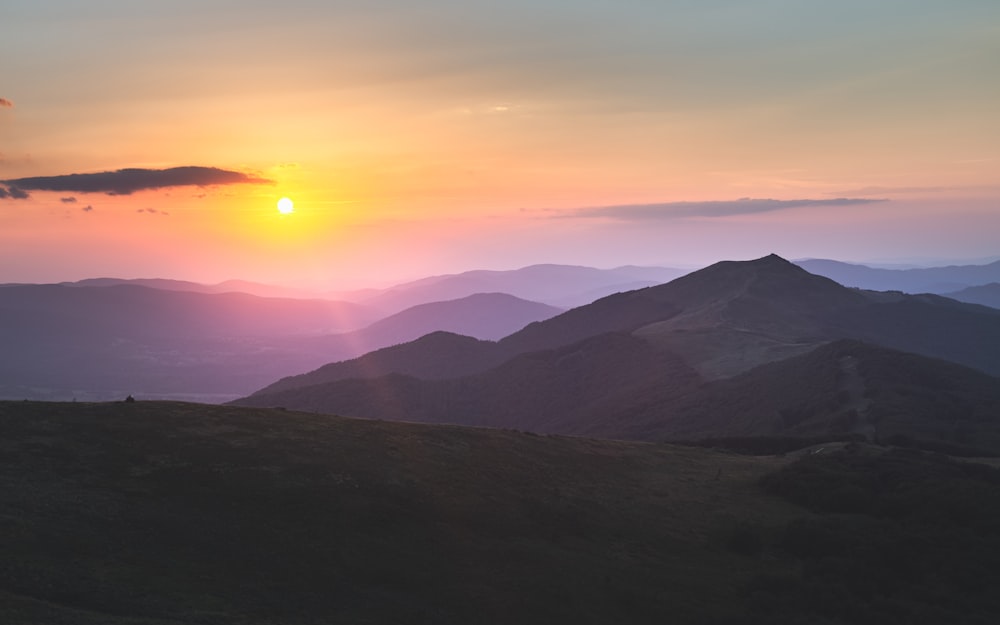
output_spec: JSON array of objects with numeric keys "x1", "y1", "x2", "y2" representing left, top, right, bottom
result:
[
  {"x1": 0, "y1": 400, "x2": 793, "y2": 624},
  {"x1": 5, "y1": 401, "x2": 1000, "y2": 624},
  {"x1": 741, "y1": 447, "x2": 1000, "y2": 624}
]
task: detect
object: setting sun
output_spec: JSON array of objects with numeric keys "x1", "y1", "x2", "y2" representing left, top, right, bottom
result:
[{"x1": 277, "y1": 197, "x2": 294, "y2": 214}]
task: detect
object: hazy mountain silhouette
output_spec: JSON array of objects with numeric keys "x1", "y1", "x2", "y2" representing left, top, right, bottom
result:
[
  {"x1": 0, "y1": 286, "x2": 560, "y2": 402},
  {"x1": 353, "y1": 263, "x2": 688, "y2": 313},
  {"x1": 60, "y1": 277, "x2": 322, "y2": 299},
  {"x1": 0, "y1": 284, "x2": 379, "y2": 401},
  {"x1": 238, "y1": 254, "x2": 1000, "y2": 443},
  {"x1": 355, "y1": 292, "x2": 561, "y2": 343},
  {"x1": 796, "y1": 258, "x2": 1000, "y2": 293},
  {"x1": 944, "y1": 283, "x2": 1000, "y2": 309}
]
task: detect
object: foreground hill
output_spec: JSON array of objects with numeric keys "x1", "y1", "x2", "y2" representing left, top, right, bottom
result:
[
  {"x1": 0, "y1": 400, "x2": 792, "y2": 624},
  {"x1": 4, "y1": 401, "x2": 1000, "y2": 624}
]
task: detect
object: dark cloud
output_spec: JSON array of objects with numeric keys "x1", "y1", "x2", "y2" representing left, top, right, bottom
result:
[
  {"x1": 60, "y1": 196, "x2": 78, "y2": 203},
  {"x1": 0, "y1": 185, "x2": 30, "y2": 199},
  {"x1": 571, "y1": 197, "x2": 888, "y2": 220},
  {"x1": 2, "y1": 166, "x2": 271, "y2": 198},
  {"x1": 0, "y1": 98, "x2": 12, "y2": 108},
  {"x1": 137, "y1": 208, "x2": 168, "y2": 216},
  {"x1": 81, "y1": 205, "x2": 93, "y2": 212}
]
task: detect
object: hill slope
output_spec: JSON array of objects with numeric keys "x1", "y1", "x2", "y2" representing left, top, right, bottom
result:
[
  {"x1": 5, "y1": 401, "x2": 1000, "y2": 624},
  {"x1": 0, "y1": 400, "x2": 794, "y2": 625},
  {"x1": 239, "y1": 255, "x2": 1000, "y2": 445}
]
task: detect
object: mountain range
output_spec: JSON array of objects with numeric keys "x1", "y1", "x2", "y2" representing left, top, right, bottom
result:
[
  {"x1": 0, "y1": 286, "x2": 558, "y2": 402},
  {"x1": 797, "y1": 258, "x2": 1000, "y2": 294},
  {"x1": 236, "y1": 255, "x2": 1000, "y2": 452},
  {"x1": 347, "y1": 263, "x2": 689, "y2": 312}
]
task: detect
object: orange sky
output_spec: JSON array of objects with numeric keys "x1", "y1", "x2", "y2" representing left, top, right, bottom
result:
[{"x1": 2, "y1": 1, "x2": 998, "y2": 288}]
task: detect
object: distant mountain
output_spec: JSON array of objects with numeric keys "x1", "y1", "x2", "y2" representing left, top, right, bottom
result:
[
  {"x1": 356, "y1": 263, "x2": 688, "y2": 313},
  {"x1": 0, "y1": 284, "x2": 378, "y2": 401},
  {"x1": 61, "y1": 277, "x2": 321, "y2": 299},
  {"x1": 0, "y1": 286, "x2": 559, "y2": 402},
  {"x1": 796, "y1": 258, "x2": 1000, "y2": 294},
  {"x1": 355, "y1": 292, "x2": 562, "y2": 343},
  {"x1": 944, "y1": 283, "x2": 1000, "y2": 309},
  {"x1": 238, "y1": 254, "x2": 1000, "y2": 444}
]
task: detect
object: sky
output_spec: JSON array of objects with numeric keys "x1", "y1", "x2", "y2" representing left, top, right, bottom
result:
[{"x1": 2, "y1": 0, "x2": 998, "y2": 289}]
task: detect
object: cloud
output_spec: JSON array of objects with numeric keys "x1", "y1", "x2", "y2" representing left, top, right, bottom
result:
[
  {"x1": 0, "y1": 185, "x2": 29, "y2": 199},
  {"x1": 2, "y1": 166, "x2": 271, "y2": 198},
  {"x1": 832, "y1": 186, "x2": 952, "y2": 195},
  {"x1": 137, "y1": 208, "x2": 169, "y2": 216},
  {"x1": 0, "y1": 98, "x2": 12, "y2": 108},
  {"x1": 60, "y1": 196, "x2": 78, "y2": 203},
  {"x1": 569, "y1": 197, "x2": 888, "y2": 220},
  {"x1": 81, "y1": 205, "x2": 93, "y2": 212}
]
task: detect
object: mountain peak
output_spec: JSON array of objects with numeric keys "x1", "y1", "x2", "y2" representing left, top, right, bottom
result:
[{"x1": 753, "y1": 253, "x2": 791, "y2": 265}]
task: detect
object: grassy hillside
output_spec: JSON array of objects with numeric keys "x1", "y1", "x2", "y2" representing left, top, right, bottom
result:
[
  {"x1": 4, "y1": 401, "x2": 1000, "y2": 624},
  {"x1": 643, "y1": 340, "x2": 1000, "y2": 450},
  {"x1": 1, "y1": 400, "x2": 797, "y2": 625}
]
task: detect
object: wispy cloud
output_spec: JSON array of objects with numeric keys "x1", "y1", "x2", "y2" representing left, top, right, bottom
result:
[
  {"x1": 81, "y1": 205, "x2": 93, "y2": 213},
  {"x1": 832, "y1": 186, "x2": 952, "y2": 195},
  {"x1": 568, "y1": 197, "x2": 888, "y2": 220},
  {"x1": 1, "y1": 166, "x2": 271, "y2": 199},
  {"x1": 60, "y1": 196, "x2": 77, "y2": 203},
  {"x1": 0, "y1": 98, "x2": 12, "y2": 108},
  {"x1": 137, "y1": 208, "x2": 169, "y2": 216}
]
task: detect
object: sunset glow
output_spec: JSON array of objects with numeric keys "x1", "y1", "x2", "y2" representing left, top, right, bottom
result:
[{"x1": 1, "y1": 2, "x2": 998, "y2": 288}]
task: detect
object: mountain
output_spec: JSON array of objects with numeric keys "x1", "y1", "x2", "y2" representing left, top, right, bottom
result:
[
  {"x1": 0, "y1": 286, "x2": 560, "y2": 403},
  {"x1": 636, "y1": 339, "x2": 1000, "y2": 449},
  {"x1": 356, "y1": 263, "x2": 688, "y2": 313},
  {"x1": 0, "y1": 284, "x2": 378, "y2": 401},
  {"x1": 796, "y1": 258, "x2": 1000, "y2": 293},
  {"x1": 5, "y1": 400, "x2": 1000, "y2": 624},
  {"x1": 945, "y1": 283, "x2": 1000, "y2": 309},
  {"x1": 353, "y1": 292, "x2": 562, "y2": 343},
  {"x1": 61, "y1": 277, "x2": 322, "y2": 299},
  {"x1": 238, "y1": 255, "x2": 1000, "y2": 443}
]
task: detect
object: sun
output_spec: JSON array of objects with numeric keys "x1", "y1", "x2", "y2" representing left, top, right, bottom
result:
[{"x1": 277, "y1": 197, "x2": 294, "y2": 214}]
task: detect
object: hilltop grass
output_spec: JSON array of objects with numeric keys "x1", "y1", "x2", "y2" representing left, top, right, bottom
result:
[
  {"x1": 1, "y1": 400, "x2": 799, "y2": 624},
  {"x1": 5, "y1": 401, "x2": 1000, "y2": 624}
]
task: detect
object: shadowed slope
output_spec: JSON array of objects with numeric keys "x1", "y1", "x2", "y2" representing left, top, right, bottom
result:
[
  {"x1": 639, "y1": 340, "x2": 1000, "y2": 450},
  {"x1": 0, "y1": 400, "x2": 796, "y2": 625},
  {"x1": 239, "y1": 255, "x2": 1000, "y2": 445}
]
